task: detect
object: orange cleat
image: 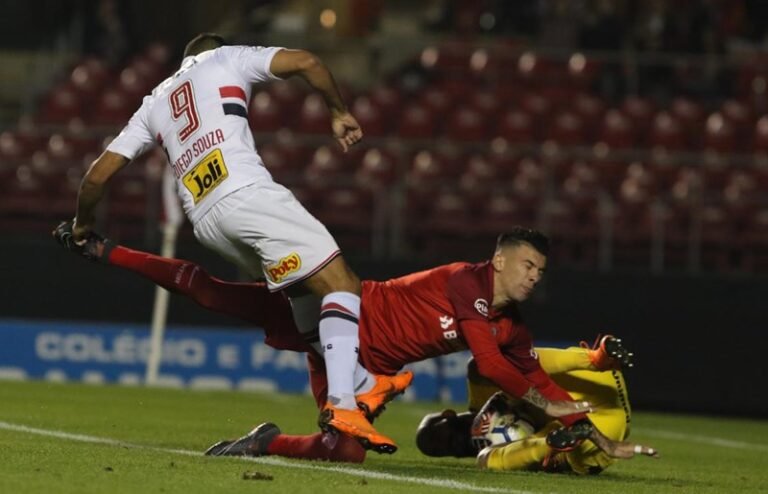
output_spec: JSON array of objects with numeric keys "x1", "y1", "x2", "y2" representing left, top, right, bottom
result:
[
  {"x1": 356, "y1": 371, "x2": 414, "y2": 421},
  {"x1": 318, "y1": 403, "x2": 398, "y2": 454},
  {"x1": 580, "y1": 334, "x2": 634, "y2": 370}
]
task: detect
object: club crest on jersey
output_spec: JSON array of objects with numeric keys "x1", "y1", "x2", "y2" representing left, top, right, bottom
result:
[
  {"x1": 182, "y1": 148, "x2": 229, "y2": 204},
  {"x1": 474, "y1": 298, "x2": 489, "y2": 317},
  {"x1": 439, "y1": 315, "x2": 454, "y2": 329},
  {"x1": 267, "y1": 252, "x2": 302, "y2": 283}
]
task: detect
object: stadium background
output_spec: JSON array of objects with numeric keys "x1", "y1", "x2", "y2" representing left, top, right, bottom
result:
[{"x1": 0, "y1": 0, "x2": 766, "y2": 417}]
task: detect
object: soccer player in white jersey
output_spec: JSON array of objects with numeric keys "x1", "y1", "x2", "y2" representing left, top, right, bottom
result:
[{"x1": 68, "y1": 33, "x2": 411, "y2": 453}]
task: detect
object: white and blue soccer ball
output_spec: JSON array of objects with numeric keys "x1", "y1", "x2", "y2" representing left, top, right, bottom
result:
[{"x1": 473, "y1": 410, "x2": 535, "y2": 448}]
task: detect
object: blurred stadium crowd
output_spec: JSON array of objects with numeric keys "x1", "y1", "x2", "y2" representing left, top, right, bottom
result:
[{"x1": 2, "y1": 0, "x2": 768, "y2": 275}]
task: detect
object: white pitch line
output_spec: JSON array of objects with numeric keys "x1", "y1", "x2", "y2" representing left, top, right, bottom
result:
[
  {"x1": 633, "y1": 427, "x2": 768, "y2": 452},
  {"x1": 0, "y1": 421, "x2": 540, "y2": 494}
]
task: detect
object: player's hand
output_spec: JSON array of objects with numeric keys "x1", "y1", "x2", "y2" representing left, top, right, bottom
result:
[
  {"x1": 544, "y1": 400, "x2": 594, "y2": 417},
  {"x1": 331, "y1": 111, "x2": 363, "y2": 152},
  {"x1": 72, "y1": 219, "x2": 93, "y2": 245},
  {"x1": 603, "y1": 440, "x2": 660, "y2": 459}
]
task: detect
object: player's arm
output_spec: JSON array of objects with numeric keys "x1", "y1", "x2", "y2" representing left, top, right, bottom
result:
[
  {"x1": 588, "y1": 425, "x2": 660, "y2": 459},
  {"x1": 73, "y1": 150, "x2": 130, "y2": 240},
  {"x1": 269, "y1": 49, "x2": 362, "y2": 152},
  {"x1": 462, "y1": 320, "x2": 591, "y2": 420}
]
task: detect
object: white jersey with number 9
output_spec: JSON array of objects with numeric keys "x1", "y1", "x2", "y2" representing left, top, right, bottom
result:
[{"x1": 107, "y1": 45, "x2": 283, "y2": 224}]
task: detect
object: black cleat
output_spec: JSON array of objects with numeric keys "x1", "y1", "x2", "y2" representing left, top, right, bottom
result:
[
  {"x1": 204, "y1": 422, "x2": 281, "y2": 457},
  {"x1": 52, "y1": 220, "x2": 114, "y2": 263},
  {"x1": 546, "y1": 420, "x2": 595, "y2": 452}
]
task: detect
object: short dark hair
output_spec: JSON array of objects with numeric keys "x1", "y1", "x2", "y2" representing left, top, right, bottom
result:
[
  {"x1": 496, "y1": 227, "x2": 550, "y2": 257},
  {"x1": 183, "y1": 33, "x2": 227, "y2": 58}
]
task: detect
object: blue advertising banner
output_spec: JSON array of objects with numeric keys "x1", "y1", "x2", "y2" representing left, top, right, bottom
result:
[{"x1": 0, "y1": 319, "x2": 476, "y2": 403}]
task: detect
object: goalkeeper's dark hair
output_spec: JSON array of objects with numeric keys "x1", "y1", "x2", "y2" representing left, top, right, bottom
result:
[
  {"x1": 184, "y1": 33, "x2": 227, "y2": 57},
  {"x1": 496, "y1": 227, "x2": 550, "y2": 257}
]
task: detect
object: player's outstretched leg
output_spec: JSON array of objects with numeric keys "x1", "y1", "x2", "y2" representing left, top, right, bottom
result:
[
  {"x1": 356, "y1": 371, "x2": 414, "y2": 421},
  {"x1": 52, "y1": 220, "x2": 114, "y2": 262},
  {"x1": 580, "y1": 334, "x2": 634, "y2": 370},
  {"x1": 204, "y1": 422, "x2": 281, "y2": 457}
]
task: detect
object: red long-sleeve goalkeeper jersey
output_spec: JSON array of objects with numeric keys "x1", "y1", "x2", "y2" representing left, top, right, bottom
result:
[{"x1": 358, "y1": 261, "x2": 583, "y2": 423}]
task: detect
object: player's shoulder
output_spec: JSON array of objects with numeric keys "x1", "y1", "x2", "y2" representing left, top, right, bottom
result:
[
  {"x1": 215, "y1": 44, "x2": 278, "y2": 61},
  {"x1": 446, "y1": 261, "x2": 489, "y2": 284}
]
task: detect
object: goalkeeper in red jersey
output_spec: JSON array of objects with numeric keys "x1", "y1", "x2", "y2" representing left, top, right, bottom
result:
[{"x1": 53, "y1": 221, "x2": 655, "y2": 463}]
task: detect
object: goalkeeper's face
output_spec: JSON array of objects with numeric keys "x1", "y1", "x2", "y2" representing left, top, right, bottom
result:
[{"x1": 492, "y1": 243, "x2": 547, "y2": 304}]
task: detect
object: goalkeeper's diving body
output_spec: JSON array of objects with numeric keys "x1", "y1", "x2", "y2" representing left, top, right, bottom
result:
[
  {"x1": 54, "y1": 222, "x2": 658, "y2": 466},
  {"x1": 416, "y1": 344, "x2": 658, "y2": 474}
]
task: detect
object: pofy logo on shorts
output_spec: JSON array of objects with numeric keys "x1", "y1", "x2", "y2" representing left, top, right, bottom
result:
[{"x1": 267, "y1": 252, "x2": 302, "y2": 283}]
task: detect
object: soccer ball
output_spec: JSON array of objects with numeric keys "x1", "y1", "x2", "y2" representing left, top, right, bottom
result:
[{"x1": 472, "y1": 410, "x2": 535, "y2": 448}]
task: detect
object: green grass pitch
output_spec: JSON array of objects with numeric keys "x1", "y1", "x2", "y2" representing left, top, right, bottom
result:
[{"x1": 0, "y1": 380, "x2": 766, "y2": 494}]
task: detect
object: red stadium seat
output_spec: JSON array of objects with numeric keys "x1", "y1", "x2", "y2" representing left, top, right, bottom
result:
[
  {"x1": 458, "y1": 153, "x2": 496, "y2": 210},
  {"x1": 495, "y1": 110, "x2": 535, "y2": 143},
  {"x1": 752, "y1": 115, "x2": 768, "y2": 153},
  {"x1": 703, "y1": 112, "x2": 736, "y2": 153},
  {"x1": 468, "y1": 48, "x2": 508, "y2": 83},
  {"x1": 107, "y1": 173, "x2": 148, "y2": 221},
  {"x1": 314, "y1": 187, "x2": 373, "y2": 235},
  {"x1": 259, "y1": 141, "x2": 298, "y2": 183},
  {"x1": 69, "y1": 57, "x2": 110, "y2": 99},
  {"x1": 610, "y1": 179, "x2": 657, "y2": 268},
  {"x1": 567, "y1": 52, "x2": 601, "y2": 90},
  {"x1": 297, "y1": 94, "x2": 330, "y2": 134},
  {"x1": 422, "y1": 190, "x2": 472, "y2": 236},
  {"x1": 485, "y1": 137, "x2": 519, "y2": 179},
  {"x1": 597, "y1": 109, "x2": 635, "y2": 149},
  {"x1": 351, "y1": 96, "x2": 386, "y2": 137},
  {"x1": 621, "y1": 96, "x2": 656, "y2": 142},
  {"x1": 356, "y1": 147, "x2": 397, "y2": 190},
  {"x1": 397, "y1": 104, "x2": 437, "y2": 139},
  {"x1": 420, "y1": 43, "x2": 473, "y2": 78},
  {"x1": 89, "y1": 87, "x2": 135, "y2": 125},
  {"x1": 476, "y1": 193, "x2": 535, "y2": 235},
  {"x1": 468, "y1": 91, "x2": 501, "y2": 121},
  {"x1": 304, "y1": 145, "x2": 345, "y2": 191},
  {"x1": 670, "y1": 97, "x2": 705, "y2": 147},
  {"x1": 0, "y1": 131, "x2": 31, "y2": 161},
  {"x1": 419, "y1": 87, "x2": 452, "y2": 122},
  {"x1": 570, "y1": 93, "x2": 605, "y2": 141},
  {"x1": 509, "y1": 157, "x2": 546, "y2": 215},
  {"x1": 518, "y1": 90, "x2": 552, "y2": 126},
  {"x1": 267, "y1": 80, "x2": 305, "y2": 118},
  {"x1": 648, "y1": 111, "x2": 686, "y2": 151},
  {"x1": 443, "y1": 107, "x2": 487, "y2": 141},
  {"x1": 117, "y1": 66, "x2": 151, "y2": 106},
  {"x1": 368, "y1": 85, "x2": 402, "y2": 124},
  {"x1": 407, "y1": 149, "x2": 446, "y2": 186},
  {"x1": 39, "y1": 83, "x2": 82, "y2": 124},
  {"x1": 721, "y1": 99, "x2": 754, "y2": 151},
  {"x1": 144, "y1": 41, "x2": 172, "y2": 66},
  {"x1": 546, "y1": 111, "x2": 585, "y2": 146},
  {"x1": 248, "y1": 91, "x2": 283, "y2": 133},
  {"x1": 516, "y1": 52, "x2": 566, "y2": 88}
]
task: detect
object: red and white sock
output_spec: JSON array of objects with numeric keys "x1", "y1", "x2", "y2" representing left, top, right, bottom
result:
[{"x1": 320, "y1": 291, "x2": 362, "y2": 410}]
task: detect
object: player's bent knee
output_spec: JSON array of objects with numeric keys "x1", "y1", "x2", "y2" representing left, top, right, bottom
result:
[{"x1": 302, "y1": 256, "x2": 361, "y2": 296}]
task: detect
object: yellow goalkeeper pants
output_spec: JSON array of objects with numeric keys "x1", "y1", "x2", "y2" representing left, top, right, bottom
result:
[{"x1": 470, "y1": 346, "x2": 631, "y2": 474}]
